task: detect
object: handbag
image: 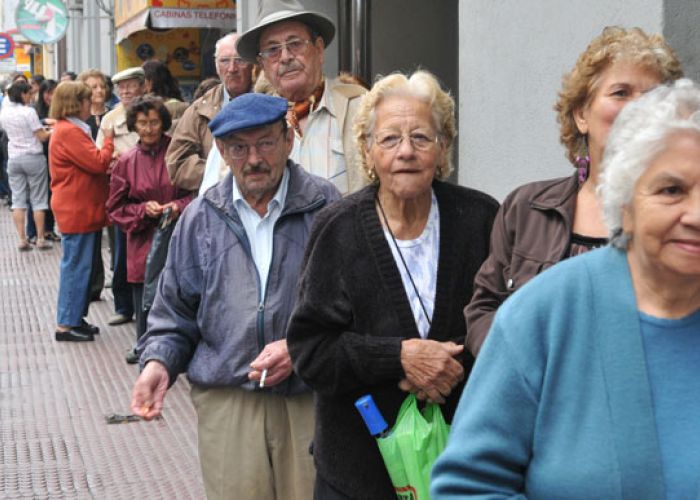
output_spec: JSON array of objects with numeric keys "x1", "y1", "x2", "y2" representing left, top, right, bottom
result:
[{"x1": 142, "y1": 207, "x2": 175, "y2": 312}]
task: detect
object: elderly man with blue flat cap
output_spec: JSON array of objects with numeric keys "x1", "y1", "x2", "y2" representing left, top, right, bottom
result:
[{"x1": 130, "y1": 93, "x2": 341, "y2": 500}]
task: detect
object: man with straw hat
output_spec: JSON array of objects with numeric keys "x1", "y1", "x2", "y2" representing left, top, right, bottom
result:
[{"x1": 237, "y1": 0, "x2": 367, "y2": 195}]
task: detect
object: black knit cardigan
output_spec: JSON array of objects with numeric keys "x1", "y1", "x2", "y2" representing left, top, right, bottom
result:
[{"x1": 287, "y1": 180, "x2": 499, "y2": 499}]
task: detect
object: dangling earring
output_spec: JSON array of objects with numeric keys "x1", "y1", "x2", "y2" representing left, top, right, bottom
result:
[{"x1": 574, "y1": 138, "x2": 590, "y2": 183}]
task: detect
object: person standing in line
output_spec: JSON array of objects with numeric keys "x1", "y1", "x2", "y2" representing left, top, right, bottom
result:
[
  {"x1": 166, "y1": 33, "x2": 253, "y2": 192},
  {"x1": 432, "y1": 78, "x2": 700, "y2": 500},
  {"x1": 107, "y1": 96, "x2": 192, "y2": 363},
  {"x1": 0, "y1": 80, "x2": 52, "y2": 251},
  {"x1": 131, "y1": 93, "x2": 340, "y2": 499},
  {"x1": 49, "y1": 81, "x2": 114, "y2": 342},
  {"x1": 142, "y1": 60, "x2": 189, "y2": 133},
  {"x1": 464, "y1": 27, "x2": 683, "y2": 356},
  {"x1": 26, "y1": 79, "x2": 59, "y2": 244},
  {"x1": 236, "y1": 0, "x2": 368, "y2": 195},
  {"x1": 286, "y1": 70, "x2": 499, "y2": 499},
  {"x1": 97, "y1": 67, "x2": 147, "y2": 327},
  {"x1": 78, "y1": 68, "x2": 114, "y2": 303}
]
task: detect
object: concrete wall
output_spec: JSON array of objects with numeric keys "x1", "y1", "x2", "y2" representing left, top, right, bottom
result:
[
  {"x1": 65, "y1": 1, "x2": 115, "y2": 76},
  {"x1": 664, "y1": 0, "x2": 700, "y2": 82},
  {"x1": 458, "y1": 0, "x2": 664, "y2": 201}
]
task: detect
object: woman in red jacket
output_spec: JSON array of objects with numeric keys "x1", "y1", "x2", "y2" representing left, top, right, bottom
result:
[
  {"x1": 107, "y1": 95, "x2": 192, "y2": 362},
  {"x1": 49, "y1": 81, "x2": 114, "y2": 342}
]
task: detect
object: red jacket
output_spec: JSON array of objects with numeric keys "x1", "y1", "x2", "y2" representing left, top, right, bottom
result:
[
  {"x1": 49, "y1": 119, "x2": 114, "y2": 233},
  {"x1": 106, "y1": 135, "x2": 192, "y2": 283}
]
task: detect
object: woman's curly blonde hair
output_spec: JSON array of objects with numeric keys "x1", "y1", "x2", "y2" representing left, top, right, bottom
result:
[
  {"x1": 353, "y1": 70, "x2": 456, "y2": 182},
  {"x1": 555, "y1": 26, "x2": 683, "y2": 167}
]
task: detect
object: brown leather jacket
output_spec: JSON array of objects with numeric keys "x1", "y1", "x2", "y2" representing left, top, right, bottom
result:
[
  {"x1": 464, "y1": 173, "x2": 578, "y2": 356},
  {"x1": 165, "y1": 84, "x2": 224, "y2": 191}
]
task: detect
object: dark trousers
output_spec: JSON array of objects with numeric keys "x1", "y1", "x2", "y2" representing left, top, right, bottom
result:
[
  {"x1": 131, "y1": 283, "x2": 147, "y2": 340},
  {"x1": 26, "y1": 201, "x2": 55, "y2": 238},
  {"x1": 0, "y1": 158, "x2": 10, "y2": 198},
  {"x1": 112, "y1": 226, "x2": 133, "y2": 317},
  {"x1": 314, "y1": 475, "x2": 353, "y2": 500},
  {"x1": 88, "y1": 229, "x2": 105, "y2": 300}
]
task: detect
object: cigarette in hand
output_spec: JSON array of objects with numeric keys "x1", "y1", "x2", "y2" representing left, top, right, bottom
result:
[{"x1": 259, "y1": 369, "x2": 268, "y2": 388}]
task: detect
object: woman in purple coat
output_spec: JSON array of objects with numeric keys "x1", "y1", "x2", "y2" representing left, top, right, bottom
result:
[{"x1": 107, "y1": 96, "x2": 192, "y2": 362}]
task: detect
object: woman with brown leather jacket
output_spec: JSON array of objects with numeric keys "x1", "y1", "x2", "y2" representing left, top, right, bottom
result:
[{"x1": 464, "y1": 27, "x2": 683, "y2": 356}]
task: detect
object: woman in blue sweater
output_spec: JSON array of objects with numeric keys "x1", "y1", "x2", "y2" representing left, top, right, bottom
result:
[{"x1": 432, "y1": 79, "x2": 700, "y2": 499}]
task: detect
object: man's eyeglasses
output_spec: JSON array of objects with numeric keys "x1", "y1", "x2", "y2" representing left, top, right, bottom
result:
[
  {"x1": 223, "y1": 130, "x2": 285, "y2": 159},
  {"x1": 373, "y1": 131, "x2": 440, "y2": 151},
  {"x1": 258, "y1": 38, "x2": 313, "y2": 62},
  {"x1": 215, "y1": 56, "x2": 251, "y2": 68}
]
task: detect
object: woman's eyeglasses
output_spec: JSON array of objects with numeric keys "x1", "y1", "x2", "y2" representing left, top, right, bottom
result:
[{"x1": 373, "y1": 132, "x2": 440, "y2": 151}]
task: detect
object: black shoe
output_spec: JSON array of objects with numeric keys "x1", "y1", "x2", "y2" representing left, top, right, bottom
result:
[
  {"x1": 108, "y1": 313, "x2": 133, "y2": 325},
  {"x1": 125, "y1": 348, "x2": 139, "y2": 364},
  {"x1": 55, "y1": 328, "x2": 95, "y2": 342},
  {"x1": 78, "y1": 320, "x2": 100, "y2": 335}
]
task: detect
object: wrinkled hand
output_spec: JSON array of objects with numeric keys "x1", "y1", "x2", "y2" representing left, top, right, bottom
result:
[
  {"x1": 131, "y1": 360, "x2": 169, "y2": 420},
  {"x1": 248, "y1": 339, "x2": 293, "y2": 387},
  {"x1": 399, "y1": 339, "x2": 464, "y2": 404},
  {"x1": 145, "y1": 200, "x2": 163, "y2": 218},
  {"x1": 162, "y1": 201, "x2": 180, "y2": 219}
]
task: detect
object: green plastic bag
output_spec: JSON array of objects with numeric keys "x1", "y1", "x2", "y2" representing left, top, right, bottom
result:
[{"x1": 376, "y1": 394, "x2": 450, "y2": 500}]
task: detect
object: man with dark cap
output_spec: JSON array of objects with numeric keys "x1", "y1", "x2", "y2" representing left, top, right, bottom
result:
[
  {"x1": 130, "y1": 93, "x2": 340, "y2": 500},
  {"x1": 237, "y1": 0, "x2": 367, "y2": 195}
]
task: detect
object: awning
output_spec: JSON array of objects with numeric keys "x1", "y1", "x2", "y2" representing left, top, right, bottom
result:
[{"x1": 115, "y1": 7, "x2": 236, "y2": 43}]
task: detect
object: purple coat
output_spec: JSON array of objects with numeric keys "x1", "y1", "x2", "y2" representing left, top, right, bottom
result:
[{"x1": 107, "y1": 134, "x2": 192, "y2": 283}]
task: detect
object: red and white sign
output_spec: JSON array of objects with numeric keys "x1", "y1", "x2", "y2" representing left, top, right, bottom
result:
[{"x1": 0, "y1": 33, "x2": 15, "y2": 60}]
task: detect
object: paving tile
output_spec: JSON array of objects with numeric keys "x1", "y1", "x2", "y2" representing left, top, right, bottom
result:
[{"x1": 0, "y1": 206, "x2": 205, "y2": 498}]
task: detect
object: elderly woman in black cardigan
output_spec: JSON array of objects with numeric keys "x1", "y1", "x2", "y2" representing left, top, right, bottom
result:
[{"x1": 286, "y1": 70, "x2": 499, "y2": 500}]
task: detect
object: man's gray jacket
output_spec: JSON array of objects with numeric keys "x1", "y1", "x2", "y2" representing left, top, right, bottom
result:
[{"x1": 138, "y1": 160, "x2": 341, "y2": 395}]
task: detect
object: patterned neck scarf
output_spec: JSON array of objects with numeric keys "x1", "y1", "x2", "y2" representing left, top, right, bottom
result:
[{"x1": 287, "y1": 80, "x2": 325, "y2": 137}]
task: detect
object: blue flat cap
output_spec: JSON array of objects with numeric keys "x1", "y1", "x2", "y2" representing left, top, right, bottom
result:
[{"x1": 209, "y1": 93, "x2": 288, "y2": 138}]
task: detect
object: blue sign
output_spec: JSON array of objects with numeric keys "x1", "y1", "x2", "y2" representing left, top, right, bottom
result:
[{"x1": 0, "y1": 33, "x2": 15, "y2": 60}]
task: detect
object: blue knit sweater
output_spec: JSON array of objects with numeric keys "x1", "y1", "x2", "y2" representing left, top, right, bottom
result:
[{"x1": 432, "y1": 246, "x2": 670, "y2": 499}]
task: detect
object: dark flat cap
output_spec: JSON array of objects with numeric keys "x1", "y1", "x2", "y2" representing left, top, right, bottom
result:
[{"x1": 209, "y1": 93, "x2": 288, "y2": 138}]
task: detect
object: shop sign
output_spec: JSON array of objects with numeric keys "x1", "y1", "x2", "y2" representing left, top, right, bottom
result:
[
  {"x1": 150, "y1": 7, "x2": 235, "y2": 29},
  {"x1": 0, "y1": 33, "x2": 15, "y2": 60},
  {"x1": 15, "y1": 0, "x2": 69, "y2": 44}
]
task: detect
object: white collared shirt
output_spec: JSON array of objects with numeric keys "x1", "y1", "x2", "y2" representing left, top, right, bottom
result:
[
  {"x1": 232, "y1": 167, "x2": 290, "y2": 298},
  {"x1": 290, "y1": 85, "x2": 348, "y2": 194},
  {"x1": 199, "y1": 144, "x2": 227, "y2": 196}
]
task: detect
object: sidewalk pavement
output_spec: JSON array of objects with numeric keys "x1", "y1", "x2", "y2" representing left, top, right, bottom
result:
[{"x1": 0, "y1": 204, "x2": 205, "y2": 499}]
